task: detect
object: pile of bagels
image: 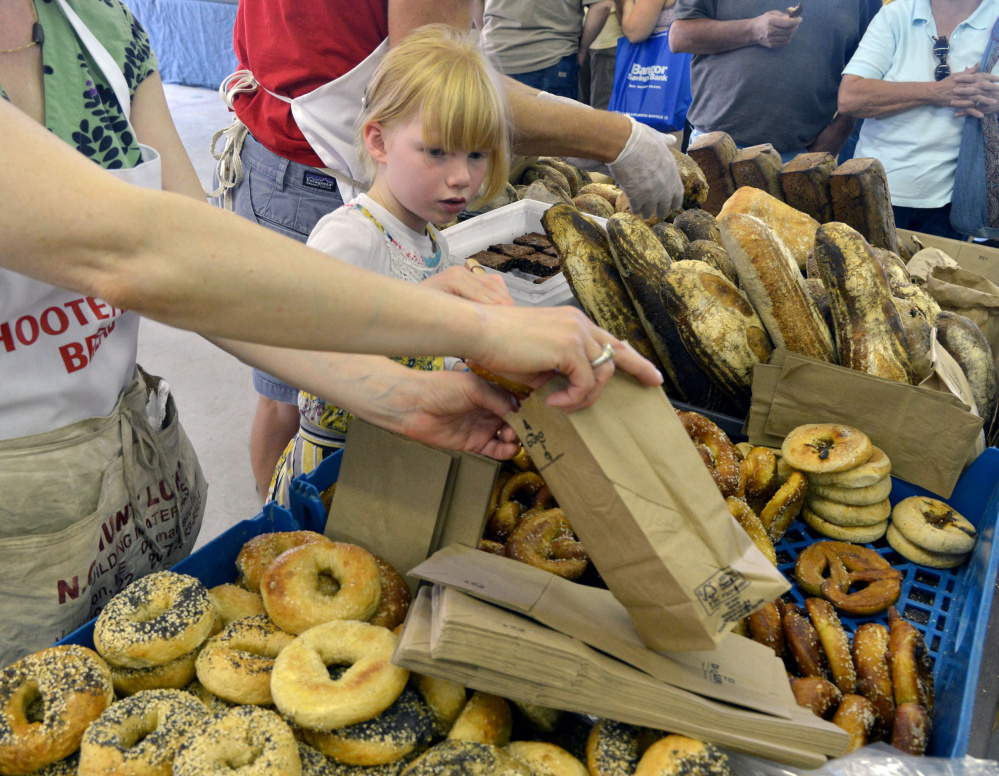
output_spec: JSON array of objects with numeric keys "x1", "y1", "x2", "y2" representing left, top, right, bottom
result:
[
  {"x1": 0, "y1": 530, "x2": 733, "y2": 776},
  {"x1": 478, "y1": 448, "x2": 593, "y2": 584}
]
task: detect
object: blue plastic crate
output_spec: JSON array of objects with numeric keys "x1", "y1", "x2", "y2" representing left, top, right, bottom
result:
[{"x1": 773, "y1": 447, "x2": 999, "y2": 758}]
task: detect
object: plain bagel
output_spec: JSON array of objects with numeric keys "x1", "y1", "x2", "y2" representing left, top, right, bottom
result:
[
  {"x1": 271, "y1": 620, "x2": 409, "y2": 731},
  {"x1": 802, "y1": 507, "x2": 888, "y2": 544},
  {"x1": 886, "y1": 524, "x2": 969, "y2": 569},
  {"x1": 805, "y1": 496, "x2": 891, "y2": 527},
  {"x1": 809, "y1": 476, "x2": 892, "y2": 506},
  {"x1": 891, "y1": 497, "x2": 977, "y2": 555},
  {"x1": 808, "y1": 446, "x2": 891, "y2": 488},
  {"x1": 781, "y1": 424, "x2": 873, "y2": 474}
]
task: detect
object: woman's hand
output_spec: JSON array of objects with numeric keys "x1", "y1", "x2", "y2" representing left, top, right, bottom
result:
[
  {"x1": 947, "y1": 65, "x2": 999, "y2": 118},
  {"x1": 380, "y1": 369, "x2": 522, "y2": 459},
  {"x1": 420, "y1": 264, "x2": 515, "y2": 305},
  {"x1": 468, "y1": 305, "x2": 663, "y2": 411}
]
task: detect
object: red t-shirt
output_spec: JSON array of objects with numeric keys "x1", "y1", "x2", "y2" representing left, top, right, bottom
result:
[{"x1": 232, "y1": 0, "x2": 388, "y2": 167}]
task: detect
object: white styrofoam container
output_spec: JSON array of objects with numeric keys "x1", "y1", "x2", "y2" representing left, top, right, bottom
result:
[{"x1": 444, "y1": 200, "x2": 606, "y2": 307}]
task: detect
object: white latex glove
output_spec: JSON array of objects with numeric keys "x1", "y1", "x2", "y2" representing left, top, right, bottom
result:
[{"x1": 608, "y1": 116, "x2": 684, "y2": 219}]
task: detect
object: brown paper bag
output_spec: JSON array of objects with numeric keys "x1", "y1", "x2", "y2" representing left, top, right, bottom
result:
[
  {"x1": 757, "y1": 350, "x2": 983, "y2": 497},
  {"x1": 507, "y1": 373, "x2": 789, "y2": 652}
]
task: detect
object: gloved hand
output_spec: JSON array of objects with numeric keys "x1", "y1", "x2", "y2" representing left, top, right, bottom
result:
[{"x1": 608, "y1": 116, "x2": 684, "y2": 219}]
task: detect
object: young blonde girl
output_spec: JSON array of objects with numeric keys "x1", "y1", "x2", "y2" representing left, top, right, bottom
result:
[{"x1": 269, "y1": 24, "x2": 513, "y2": 506}]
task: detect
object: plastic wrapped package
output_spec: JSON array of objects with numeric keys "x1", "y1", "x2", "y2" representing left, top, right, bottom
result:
[{"x1": 724, "y1": 743, "x2": 999, "y2": 776}]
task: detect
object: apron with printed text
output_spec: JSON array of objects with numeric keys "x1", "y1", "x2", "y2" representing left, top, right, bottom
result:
[{"x1": 0, "y1": 0, "x2": 206, "y2": 667}]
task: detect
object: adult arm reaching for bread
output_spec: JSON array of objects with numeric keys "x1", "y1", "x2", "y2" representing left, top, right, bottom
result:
[{"x1": 0, "y1": 99, "x2": 660, "y2": 415}]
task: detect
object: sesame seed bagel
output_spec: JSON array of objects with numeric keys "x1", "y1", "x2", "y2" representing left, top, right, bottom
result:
[
  {"x1": 261, "y1": 542, "x2": 383, "y2": 634},
  {"x1": 891, "y1": 496, "x2": 978, "y2": 555},
  {"x1": 195, "y1": 614, "x2": 296, "y2": 706},
  {"x1": 326, "y1": 753, "x2": 419, "y2": 775},
  {"x1": 586, "y1": 719, "x2": 642, "y2": 776},
  {"x1": 401, "y1": 740, "x2": 531, "y2": 776},
  {"x1": 886, "y1": 524, "x2": 969, "y2": 569},
  {"x1": 271, "y1": 620, "x2": 409, "y2": 731},
  {"x1": 506, "y1": 741, "x2": 589, "y2": 776},
  {"x1": 93, "y1": 571, "x2": 215, "y2": 669},
  {"x1": 297, "y1": 742, "x2": 334, "y2": 776},
  {"x1": 237, "y1": 531, "x2": 335, "y2": 593},
  {"x1": 634, "y1": 735, "x2": 731, "y2": 776},
  {"x1": 303, "y1": 685, "x2": 434, "y2": 766},
  {"x1": 807, "y1": 446, "x2": 891, "y2": 488},
  {"x1": 207, "y1": 583, "x2": 266, "y2": 628},
  {"x1": 805, "y1": 496, "x2": 891, "y2": 528},
  {"x1": 801, "y1": 507, "x2": 888, "y2": 544},
  {"x1": 781, "y1": 424, "x2": 873, "y2": 474},
  {"x1": 180, "y1": 679, "x2": 238, "y2": 714},
  {"x1": 809, "y1": 476, "x2": 893, "y2": 506},
  {"x1": 0, "y1": 646, "x2": 113, "y2": 775},
  {"x1": 77, "y1": 688, "x2": 208, "y2": 776},
  {"x1": 173, "y1": 705, "x2": 300, "y2": 776},
  {"x1": 111, "y1": 647, "x2": 199, "y2": 697}
]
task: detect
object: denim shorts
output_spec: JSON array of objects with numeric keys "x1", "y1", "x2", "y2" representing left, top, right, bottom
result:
[
  {"x1": 223, "y1": 134, "x2": 345, "y2": 403},
  {"x1": 510, "y1": 53, "x2": 580, "y2": 100}
]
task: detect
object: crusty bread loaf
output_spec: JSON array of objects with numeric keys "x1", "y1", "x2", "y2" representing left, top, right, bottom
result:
[
  {"x1": 670, "y1": 148, "x2": 709, "y2": 209},
  {"x1": 717, "y1": 186, "x2": 820, "y2": 271},
  {"x1": 730, "y1": 144, "x2": 784, "y2": 201},
  {"x1": 661, "y1": 260, "x2": 774, "y2": 412},
  {"x1": 891, "y1": 298, "x2": 932, "y2": 373},
  {"x1": 804, "y1": 278, "x2": 836, "y2": 337},
  {"x1": 683, "y1": 239, "x2": 739, "y2": 285},
  {"x1": 720, "y1": 213, "x2": 837, "y2": 362},
  {"x1": 892, "y1": 282, "x2": 942, "y2": 326},
  {"x1": 814, "y1": 222, "x2": 915, "y2": 383},
  {"x1": 829, "y1": 158, "x2": 899, "y2": 253},
  {"x1": 780, "y1": 152, "x2": 837, "y2": 223},
  {"x1": 936, "y1": 311, "x2": 999, "y2": 441},
  {"x1": 673, "y1": 208, "x2": 721, "y2": 245},
  {"x1": 687, "y1": 131, "x2": 739, "y2": 215}
]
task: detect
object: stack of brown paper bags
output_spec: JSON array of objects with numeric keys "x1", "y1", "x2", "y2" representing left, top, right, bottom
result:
[
  {"x1": 395, "y1": 545, "x2": 849, "y2": 768},
  {"x1": 745, "y1": 347, "x2": 983, "y2": 498}
]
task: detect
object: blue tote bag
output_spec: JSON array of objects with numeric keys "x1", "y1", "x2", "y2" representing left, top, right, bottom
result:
[
  {"x1": 950, "y1": 16, "x2": 999, "y2": 239},
  {"x1": 607, "y1": 28, "x2": 692, "y2": 133}
]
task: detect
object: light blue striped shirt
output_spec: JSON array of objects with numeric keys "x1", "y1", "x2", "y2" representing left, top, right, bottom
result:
[{"x1": 843, "y1": 0, "x2": 999, "y2": 207}]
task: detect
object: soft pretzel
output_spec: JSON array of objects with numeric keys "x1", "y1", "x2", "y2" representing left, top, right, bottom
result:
[
  {"x1": 783, "y1": 603, "x2": 829, "y2": 680},
  {"x1": 796, "y1": 542, "x2": 888, "y2": 595},
  {"x1": 800, "y1": 541, "x2": 901, "y2": 616},
  {"x1": 781, "y1": 424, "x2": 873, "y2": 474},
  {"x1": 887, "y1": 607, "x2": 935, "y2": 714},
  {"x1": 892, "y1": 702, "x2": 932, "y2": 756},
  {"x1": 852, "y1": 622, "x2": 895, "y2": 738},
  {"x1": 725, "y1": 497, "x2": 776, "y2": 566},
  {"x1": 506, "y1": 509, "x2": 588, "y2": 580},
  {"x1": 678, "y1": 412, "x2": 741, "y2": 498},
  {"x1": 488, "y1": 501, "x2": 523, "y2": 543},
  {"x1": 760, "y1": 472, "x2": 807, "y2": 543},
  {"x1": 738, "y1": 447, "x2": 779, "y2": 514},
  {"x1": 831, "y1": 694, "x2": 878, "y2": 753},
  {"x1": 804, "y1": 598, "x2": 856, "y2": 695},
  {"x1": 499, "y1": 472, "x2": 547, "y2": 509},
  {"x1": 748, "y1": 600, "x2": 785, "y2": 657},
  {"x1": 790, "y1": 676, "x2": 843, "y2": 719}
]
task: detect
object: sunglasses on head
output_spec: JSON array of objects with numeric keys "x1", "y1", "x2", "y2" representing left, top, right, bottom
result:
[{"x1": 933, "y1": 35, "x2": 950, "y2": 81}]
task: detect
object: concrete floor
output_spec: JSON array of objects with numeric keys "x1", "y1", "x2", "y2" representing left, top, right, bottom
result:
[{"x1": 149, "y1": 84, "x2": 262, "y2": 548}]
